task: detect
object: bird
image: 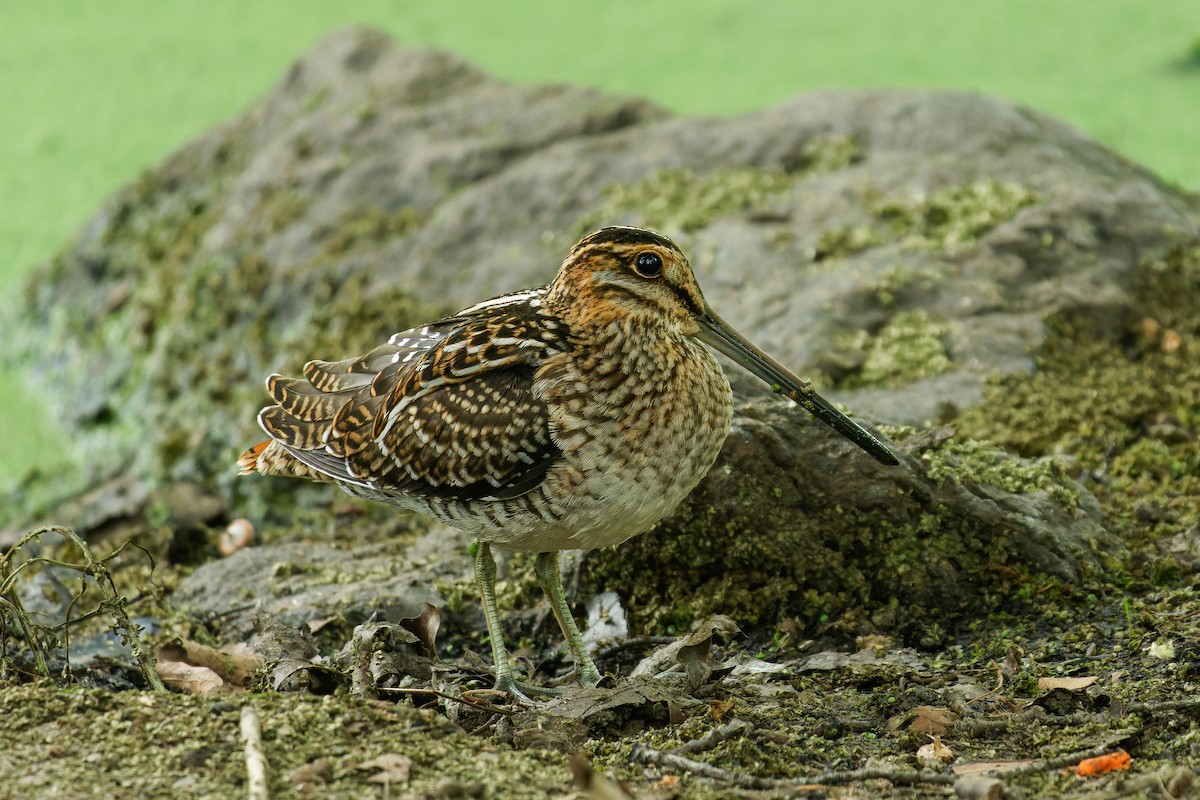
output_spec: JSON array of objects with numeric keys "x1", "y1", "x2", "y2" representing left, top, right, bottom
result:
[{"x1": 238, "y1": 226, "x2": 899, "y2": 700}]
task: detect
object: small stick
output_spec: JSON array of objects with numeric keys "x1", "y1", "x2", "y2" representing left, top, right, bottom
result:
[
  {"x1": 1000, "y1": 737, "x2": 1137, "y2": 777},
  {"x1": 241, "y1": 705, "x2": 271, "y2": 800},
  {"x1": 789, "y1": 767, "x2": 956, "y2": 789},
  {"x1": 673, "y1": 719, "x2": 752, "y2": 755},
  {"x1": 631, "y1": 745, "x2": 778, "y2": 790},
  {"x1": 631, "y1": 745, "x2": 956, "y2": 791},
  {"x1": 964, "y1": 659, "x2": 1004, "y2": 707},
  {"x1": 377, "y1": 685, "x2": 517, "y2": 716}
]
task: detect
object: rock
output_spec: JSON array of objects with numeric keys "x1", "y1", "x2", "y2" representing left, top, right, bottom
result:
[
  {"x1": 8, "y1": 26, "x2": 1198, "y2": 640},
  {"x1": 172, "y1": 534, "x2": 451, "y2": 642}
]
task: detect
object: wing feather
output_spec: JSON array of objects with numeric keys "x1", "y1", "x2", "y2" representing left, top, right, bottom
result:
[{"x1": 253, "y1": 290, "x2": 566, "y2": 502}]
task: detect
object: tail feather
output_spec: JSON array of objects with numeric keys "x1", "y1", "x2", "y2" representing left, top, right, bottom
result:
[
  {"x1": 237, "y1": 438, "x2": 337, "y2": 483},
  {"x1": 237, "y1": 441, "x2": 271, "y2": 474}
]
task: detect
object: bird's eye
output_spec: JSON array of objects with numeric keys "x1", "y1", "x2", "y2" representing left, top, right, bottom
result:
[{"x1": 634, "y1": 252, "x2": 663, "y2": 278}]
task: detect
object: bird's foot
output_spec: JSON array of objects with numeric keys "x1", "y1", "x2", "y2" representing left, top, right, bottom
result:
[
  {"x1": 578, "y1": 664, "x2": 604, "y2": 688},
  {"x1": 492, "y1": 674, "x2": 563, "y2": 704}
]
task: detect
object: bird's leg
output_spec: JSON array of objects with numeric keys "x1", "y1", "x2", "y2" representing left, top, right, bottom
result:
[
  {"x1": 473, "y1": 540, "x2": 527, "y2": 701},
  {"x1": 473, "y1": 541, "x2": 560, "y2": 702},
  {"x1": 534, "y1": 551, "x2": 603, "y2": 687}
]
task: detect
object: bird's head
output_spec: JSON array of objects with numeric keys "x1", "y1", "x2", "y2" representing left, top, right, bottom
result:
[
  {"x1": 548, "y1": 226, "x2": 708, "y2": 334},
  {"x1": 549, "y1": 226, "x2": 899, "y2": 465}
]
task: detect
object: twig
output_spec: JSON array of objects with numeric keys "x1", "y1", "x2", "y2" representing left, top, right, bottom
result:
[
  {"x1": 631, "y1": 745, "x2": 956, "y2": 791},
  {"x1": 1, "y1": 525, "x2": 165, "y2": 690},
  {"x1": 241, "y1": 705, "x2": 271, "y2": 800},
  {"x1": 631, "y1": 745, "x2": 778, "y2": 790},
  {"x1": 964, "y1": 659, "x2": 1004, "y2": 707},
  {"x1": 0, "y1": 593, "x2": 53, "y2": 679},
  {"x1": 788, "y1": 767, "x2": 956, "y2": 789},
  {"x1": 377, "y1": 685, "x2": 517, "y2": 716},
  {"x1": 673, "y1": 719, "x2": 752, "y2": 754},
  {"x1": 1000, "y1": 737, "x2": 1138, "y2": 778},
  {"x1": 1125, "y1": 697, "x2": 1200, "y2": 717}
]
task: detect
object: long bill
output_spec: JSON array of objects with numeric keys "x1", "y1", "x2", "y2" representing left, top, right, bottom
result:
[{"x1": 696, "y1": 307, "x2": 900, "y2": 466}]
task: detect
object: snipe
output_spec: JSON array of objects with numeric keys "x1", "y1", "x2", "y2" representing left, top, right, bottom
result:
[{"x1": 239, "y1": 226, "x2": 898, "y2": 700}]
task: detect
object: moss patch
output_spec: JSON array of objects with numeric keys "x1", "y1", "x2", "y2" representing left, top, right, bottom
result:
[
  {"x1": 0, "y1": 685, "x2": 571, "y2": 798},
  {"x1": 581, "y1": 137, "x2": 860, "y2": 235},
  {"x1": 11, "y1": 128, "x2": 441, "y2": 518},
  {"x1": 845, "y1": 309, "x2": 954, "y2": 388},
  {"x1": 812, "y1": 179, "x2": 1038, "y2": 264},
  {"x1": 874, "y1": 180, "x2": 1038, "y2": 254},
  {"x1": 582, "y1": 422, "x2": 1104, "y2": 648},
  {"x1": 959, "y1": 239, "x2": 1200, "y2": 556},
  {"x1": 583, "y1": 167, "x2": 793, "y2": 234}
]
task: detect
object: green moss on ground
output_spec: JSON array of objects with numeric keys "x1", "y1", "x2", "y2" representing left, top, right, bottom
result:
[
  {"x1": 0, "y1": 685, "x2": 571, "y2": 798},
  {"x1": 4, "y1": 579, "x2": 1197, "y2": 799},
  {"x1": 812, "y1": 179, "x2": 1038, "y2": 263},
  {"x1": 584, "y1": 423, "x2": 1104, "y2": 649},
  {"x1": 959, "y1": 240, "x2": 1200, "y2": 550}
]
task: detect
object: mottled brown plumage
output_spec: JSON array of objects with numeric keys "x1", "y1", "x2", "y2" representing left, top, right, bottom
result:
[{"x1": 239, "y1": 226, "x2": 897, "y2": 699}]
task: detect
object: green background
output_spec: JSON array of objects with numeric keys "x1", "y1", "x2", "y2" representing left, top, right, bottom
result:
[{"x1": 1, "y1": 0, "x2": 1196, "y2": 487}]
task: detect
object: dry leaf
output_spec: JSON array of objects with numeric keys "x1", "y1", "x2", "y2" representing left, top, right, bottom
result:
[
  {"x1": 1148, "y1": 639, "x2": 1175, "y2": 660},
  {"x1": 396, "y1": 603, "x2": 441, "y2": 657},
  {"x1": 855, "y1": 633, "x2": 894, "y2": 652},
  {"x1": 157, "y1": 639, "x2": 262, "y2": 687},
  {"x1": 360, "y1": 753, "x2": 412, "y2": 785},
  {"x1": 289, "y1": 759, "x2": 333, "y2": 792},
  {"x1": 909, "y1": 705, "x2": 958, "y2": 736},
  {"x1": 253, "y1": 608, "x2": 319, "y2": 661},
  {"x1": 630, "y1": 615, "x2": 740, "y2": 682},
  {"x1": 269, "y1": 658, "x2": 343, "y2": 693},
  {"x1": 157, "y1": 659, "x2": 225, "y2": 695},
  {"x1": 569, "y1": 754, "x2": 638, "y2": 799},
  {"x1": 709, "y1": 698, "x2": 735, "y2": 723},
  {"x1": 1037, "y1": 676, "x2": 1097, "y2": 692}
]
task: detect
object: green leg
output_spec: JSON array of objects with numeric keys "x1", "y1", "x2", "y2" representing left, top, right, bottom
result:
[
  {"x1": 473, "y1": 541, "x2": 524, "y2": 700},
  {"x1": 473, "y1": 541, "x2": 560, "y2": 702},
  {"x1": 534, "y1": 551, "x2": 603, "y2": 686}
]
